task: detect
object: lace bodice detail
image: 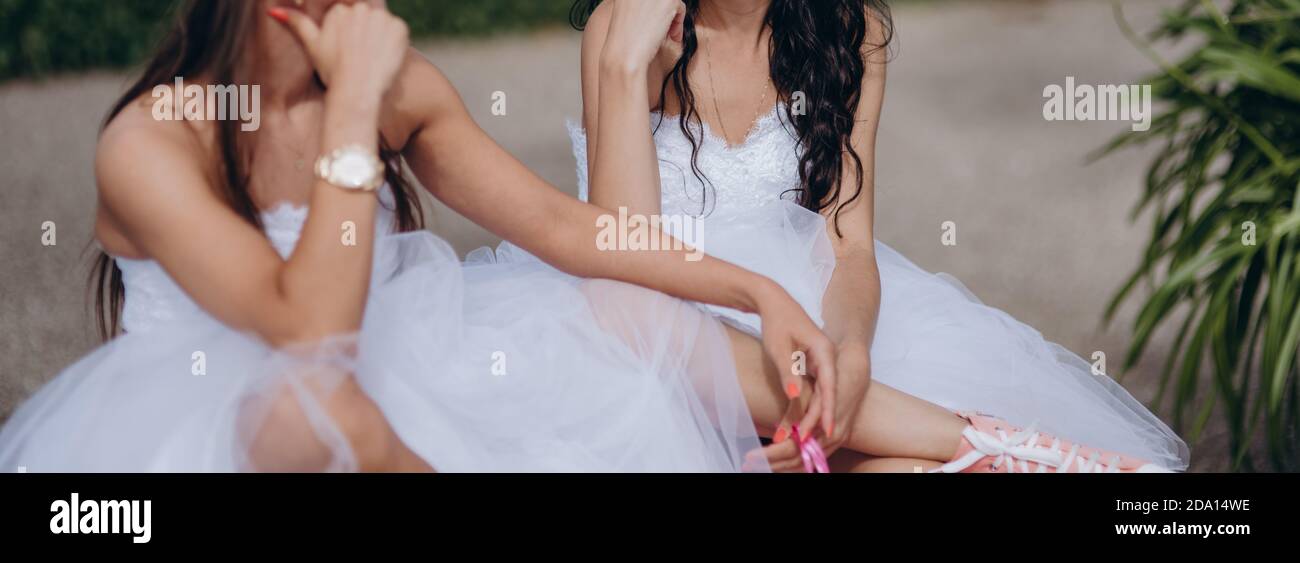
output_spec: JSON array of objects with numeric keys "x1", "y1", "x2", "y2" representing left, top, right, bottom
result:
[
  {"x1": 117, "y1": 194, "x2": 396, "y2": 334},
  {"x1": 569, "y1": 105, "x2": 804, "y2": 219}
]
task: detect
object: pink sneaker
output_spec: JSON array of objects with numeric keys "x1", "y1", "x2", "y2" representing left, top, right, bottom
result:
[{"x1": 935, "y1": 413, "x2": 1172, "y2": 473}]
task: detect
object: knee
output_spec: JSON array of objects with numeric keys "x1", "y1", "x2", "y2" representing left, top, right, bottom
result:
[
  {"x1": 243, "y1": 376, "x2": 401, "y2": 473},
  {"x1": 324, "y1": 380, "x2": 403, "y2": 472},
  {"x1": 244, "y1": 382, "x2": 337, "y2": 472}
]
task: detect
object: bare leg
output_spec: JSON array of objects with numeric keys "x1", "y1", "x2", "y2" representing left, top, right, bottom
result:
[
  {"x1": 325, "y1": 378, "x2": 435, "y2": 473},
  {"x1": 829, "y1": 451, "x2": 944, "y2": 473},
  {"x1": 246, "y1": 373, "x2": 434, "y2": 473},
  {"x1": 725, "y1": 325, "x2": 965, "y2": 463},
  {"x1": 575, "y1": 279, "x2": 965, "y2": 467}
]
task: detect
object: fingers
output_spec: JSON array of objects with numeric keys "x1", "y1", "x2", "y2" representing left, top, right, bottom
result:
[
  {"x1": 772, "y1": 394, "x2": 800, "y2": 446},
  {"x1": 797, "y1": 391, "x2": 822, "y2": 442},
  {"x1": 749, "y1": 398, "x2": 826, "y2": 473},
  {"x1": 745, "y1": 400, "x2": 797, "y2": 472},
  {"x1": 780, "y1": 345, "x2": 803, "y2": 402},
  {"x1": 746, "y1": 439, "x2": 803, "y2": 473},
  {"x1": 268, "y1": 7, "x2": 321, "y2": 54},
  {"x1": 767, "y1": 443, "x2": 806, "y2": 473},
  {"x1": 813, "y1": 337, "x2": 837, "y2": 436}
]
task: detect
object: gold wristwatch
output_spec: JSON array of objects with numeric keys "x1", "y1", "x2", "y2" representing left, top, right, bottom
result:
[{"x1": 314, "y1": 144, "x2": 384, "y2": 192}]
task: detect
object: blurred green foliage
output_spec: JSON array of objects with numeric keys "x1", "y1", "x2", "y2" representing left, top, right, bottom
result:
[
  {"x1": 1102, "y1": 0, "x2": 1300, "y2": 471},
  {"x1": 392, "y1": 0, "x2": 573, "y2": 38},
  {"x1": 0, "y1": 0, "x2": 575, "y2": 81}
]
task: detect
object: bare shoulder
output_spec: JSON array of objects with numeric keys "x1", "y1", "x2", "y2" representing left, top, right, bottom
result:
[
  {"x1": 384, "y1": 47, "x2": 465, "y2": 148},
  {"x1": 95, "y1": 95, "x2": 213, "y2": 256},
  {"x1": 97, "y1": 99, "x2": 210, "y2": 203},
  {"x1": 863, "y1": 5, "x2": 893, "y2": 64}
]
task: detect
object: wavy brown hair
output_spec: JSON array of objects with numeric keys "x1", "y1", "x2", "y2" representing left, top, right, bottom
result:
[
  {"x1": 92, "y1": 0, "x2": 423, "y2": 340},
  {"x1": 571, "y1": 0, "x2": 892, "y2": 232}
]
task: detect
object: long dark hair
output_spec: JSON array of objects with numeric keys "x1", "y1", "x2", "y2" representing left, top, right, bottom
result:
[
  {"x1": 570, "y1": 0, "x2": 892, "y2": 232},
  {"x1": 92, "y1": 0, "x2": 424, "y2": 340}
]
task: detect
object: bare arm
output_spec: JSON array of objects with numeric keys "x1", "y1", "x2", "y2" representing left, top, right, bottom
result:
[
  {"x1": 97, "y1": 91, "x2": 383, "y2": 347},
  {"x1": 401, "y1": 54, "x2": 765, "y2": 315},
  {"x1": 821, "y1": 17, "x2": 889, "y2": 363},
  {"x1": 579, "y1": 0, "x2": 667, "y2": 216},
  {"x1": 96, "y1": 4, "x2": 409, "y2": 347},
  {"x1": 398, "y1": 0, "x2": 835, "y2": 414},
  {"x1": 807, "y1": 14, "x2": 890, "y2": 453},
  {"x1": 746, "y1": 13, "x2": 890, "y2": 461},
  {"x1": 816, "y1": 47, "x2": 889, "y2": 358}
]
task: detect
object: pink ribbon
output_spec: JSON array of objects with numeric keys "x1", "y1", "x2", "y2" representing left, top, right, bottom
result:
[{"x1": 790, "y1": 425, "x2": 829, "y2": 473}]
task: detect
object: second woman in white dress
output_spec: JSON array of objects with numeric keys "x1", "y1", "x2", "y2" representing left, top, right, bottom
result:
[{"x1": 568, "y1": 0, "x2": 1189, "y2": 472}]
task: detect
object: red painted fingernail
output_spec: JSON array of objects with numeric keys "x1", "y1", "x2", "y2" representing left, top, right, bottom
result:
[
  {"x1": 827, "y1": 421, "x2": 834, "y2": 437},
  {"x1": 785, "y1": 381, "x2": 800, "y2": 399},
  {"x1": 773, "y1": 427, "x2": 789, "y2": 444},
  {"x1": 268, "y1": 8, "x2": 289, "y2": 23}
]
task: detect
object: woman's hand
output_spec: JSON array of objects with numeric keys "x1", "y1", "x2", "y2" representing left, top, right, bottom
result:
[
  {"x1": 271, "y1": 0, "x2": 410, "y2": 105},
  {"x1": 755, "y1": 342, "x2": 868, "y2": 472},
  {"x1": 599, "y1": 0, "x2": 685, "y2": 73},
  {"x1": 752, "y1": 282, "x2": 838, "y2": 440},
  {"x1": 821, "y1": 342, "x2": 870, "y2": 454}
]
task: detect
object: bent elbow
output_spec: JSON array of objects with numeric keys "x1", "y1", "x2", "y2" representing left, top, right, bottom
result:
[{"x1": 253, "y1": 302, "x2": 361, "y2": 351}]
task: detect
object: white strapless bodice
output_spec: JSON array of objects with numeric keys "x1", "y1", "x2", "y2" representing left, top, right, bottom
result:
[
  {"x1": 571, "y1": 105, "x2": 804, "y2": 220},
  {"x1": 116, "y1": 195, "x2": 397, "y2": 334}
]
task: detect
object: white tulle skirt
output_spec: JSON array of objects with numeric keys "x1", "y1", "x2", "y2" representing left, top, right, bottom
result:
[
  {"x1": 0, "y1": 230, "x2": 764, "y2": 472},
  {"x1": 656, "y1": 199, "x2": 1189, "y2": 470}
]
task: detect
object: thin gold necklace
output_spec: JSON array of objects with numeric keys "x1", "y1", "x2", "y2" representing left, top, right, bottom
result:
[
  {"x1": 262, "y1": 120, "x2": 310, "y2": 172},
  {"x1": 700, "y1": 24, "x2": 771, "y2": 147}
]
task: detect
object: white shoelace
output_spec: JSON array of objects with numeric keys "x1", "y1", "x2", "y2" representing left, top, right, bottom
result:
[{"x1": 935, "y1": 423, "x2": 1122, "y2": 473}]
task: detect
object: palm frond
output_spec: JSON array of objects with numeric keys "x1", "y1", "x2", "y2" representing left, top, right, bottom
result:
[{"x1": 1108, "y1": 0, "x2": 1300, "y2": 471}]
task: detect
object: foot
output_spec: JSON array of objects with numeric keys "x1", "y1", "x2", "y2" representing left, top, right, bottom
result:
[{"x1": 935, "y1": 412, "x2": 1172, "y2": 473}]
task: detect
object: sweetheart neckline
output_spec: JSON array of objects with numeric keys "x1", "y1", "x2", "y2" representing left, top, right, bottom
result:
[{"x1": 650, "y1": 104, "x2": 785, "y2": 152}]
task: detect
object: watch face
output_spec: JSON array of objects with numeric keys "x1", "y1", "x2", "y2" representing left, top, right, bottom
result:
[{"x1": 332, "y1": 151, "x2": 376, "y2": 188}]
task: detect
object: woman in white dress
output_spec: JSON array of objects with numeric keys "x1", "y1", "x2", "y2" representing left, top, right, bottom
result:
[
  {"x1": 0, "y1": 0, "x2": 837, "y2": 472},
  {"x1": 571, "y1": 0, "x2": 1189, "y2": 472}
]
